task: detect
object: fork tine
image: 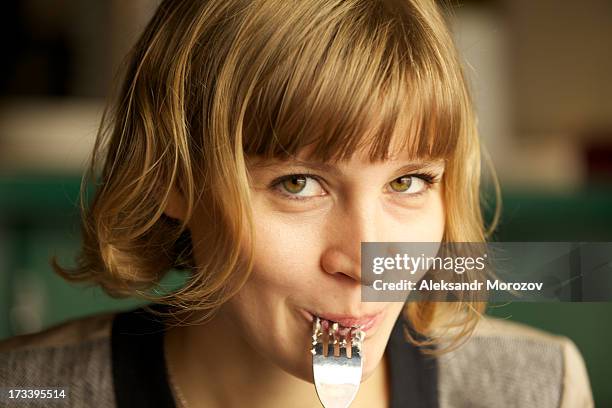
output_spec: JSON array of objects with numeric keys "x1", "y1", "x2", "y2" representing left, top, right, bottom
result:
[{"x1": 312, "y1": 316, "x2": 364, "y2": 408}]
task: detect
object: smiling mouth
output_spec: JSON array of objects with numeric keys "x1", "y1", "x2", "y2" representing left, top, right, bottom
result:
[{"x1": 300, "y1": 309, "x2": 383, "y2": 333}]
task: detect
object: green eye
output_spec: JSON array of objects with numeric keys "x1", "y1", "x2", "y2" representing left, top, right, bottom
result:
[
  {"x1": 389, "y1": 176, "x2": 413, "y2": 192},
  {"x1": 281, "y1": 175, "x2": 307, "y2": 194},
  {"x1": 388, "y1": 174, "x2": 435, "y2": 195},
  {"x1": 272, "y1": 174, "x2": 325, "y2": 200}
]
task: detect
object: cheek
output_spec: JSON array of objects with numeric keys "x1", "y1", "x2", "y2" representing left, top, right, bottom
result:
[
  {"x1": 249, "y1": 211, "x2": 324, "y2": 287},
  {"x1": 225, "y1": 212, "x2": 327, "y2": 382},
  {"x1": 225, "y1": 214, "x2": 316, "y2": 358},
  {"x1": 417, "y1": 192, "x2": 445, "y2": 239},
  {"x1": 227, "y1": 210, "x2": 325, "y2": 347},
  {"x1": 385, "y1": 191, "x2": 446, "y2": 243}
]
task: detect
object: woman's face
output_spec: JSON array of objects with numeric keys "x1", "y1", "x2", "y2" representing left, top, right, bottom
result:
[{"x1": 192, "y1": 145, "x2": 446, "y2": 383}]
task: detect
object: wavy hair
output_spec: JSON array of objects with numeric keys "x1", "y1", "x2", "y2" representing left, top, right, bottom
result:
[{"x1": 52, "y1": 0, "x2": 500, "y2": 353}]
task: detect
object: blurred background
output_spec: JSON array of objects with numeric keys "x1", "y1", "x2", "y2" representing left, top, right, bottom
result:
[{"x1": 0, "y1": 0, "x2": 610, "y2": 405}]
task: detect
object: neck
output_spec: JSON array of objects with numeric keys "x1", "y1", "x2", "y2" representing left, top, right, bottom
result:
[{"x1": 164, "y1": 309, "x2": 390, "y2": 408}]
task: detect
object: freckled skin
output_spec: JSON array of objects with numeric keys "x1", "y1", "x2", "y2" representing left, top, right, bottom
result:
[
  {"x1": 165, "y1": 145, "x2": 447, "y2": 407},
  {"x1": 187, "y1": 147, "x2": 446, "y2": 384}
]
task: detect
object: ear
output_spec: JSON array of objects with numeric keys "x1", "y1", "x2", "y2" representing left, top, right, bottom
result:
[{"x1": 163, "y1": 187, "x2": 187, "y2": 221}]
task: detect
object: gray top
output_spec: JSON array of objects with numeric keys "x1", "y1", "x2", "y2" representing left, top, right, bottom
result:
[{"x1": 0, "y1": 306, "x2": 594, "y2": 407}]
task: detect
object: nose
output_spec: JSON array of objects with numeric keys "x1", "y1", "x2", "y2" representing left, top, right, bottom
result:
[{"x1": 319, "y1": 198, "x2": 379, "y2": 286}]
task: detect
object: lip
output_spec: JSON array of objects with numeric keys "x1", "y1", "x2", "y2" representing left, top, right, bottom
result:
[{"x1": 299, "y1": 308, "x2": 384, "y2": 333}]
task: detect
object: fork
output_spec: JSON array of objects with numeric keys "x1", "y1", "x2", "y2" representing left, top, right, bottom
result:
[{"x1": 311, "y1": 316, "x2": 365, "y2": 408}]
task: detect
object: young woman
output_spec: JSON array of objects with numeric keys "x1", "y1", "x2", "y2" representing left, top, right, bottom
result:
[{"x1": 0, "y1": 0, "x2": 593, "y2": 407}]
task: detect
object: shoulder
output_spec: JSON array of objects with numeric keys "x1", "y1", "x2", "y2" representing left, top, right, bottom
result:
[
  {"x1": 0, "y1": 311, "x2": 117, "y2": 407},
  {"x1": 0, "y1": 311, "x2": 114, "y2": 353},
  {"x1": 436, "y1": 315, "x2": 594, "y2": 408}
]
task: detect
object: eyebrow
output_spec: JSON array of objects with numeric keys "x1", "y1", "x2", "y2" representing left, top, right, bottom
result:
[{"x1": 249, "y1": 157, "x2": 445, "y2": 177}]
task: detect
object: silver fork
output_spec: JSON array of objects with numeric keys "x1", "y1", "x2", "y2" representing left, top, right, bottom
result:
[{"x1": 311, "y1": 316, "x2": 365, "y2": 408}]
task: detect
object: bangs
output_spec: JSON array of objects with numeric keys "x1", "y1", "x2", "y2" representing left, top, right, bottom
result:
[{"x1": 240, "y1": 0, "x2": 464, "y2": 165}]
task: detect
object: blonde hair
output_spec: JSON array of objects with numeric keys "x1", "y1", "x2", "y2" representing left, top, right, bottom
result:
[{"x1": 52, "y1": 0, "x2": 500, "y2": 353}]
